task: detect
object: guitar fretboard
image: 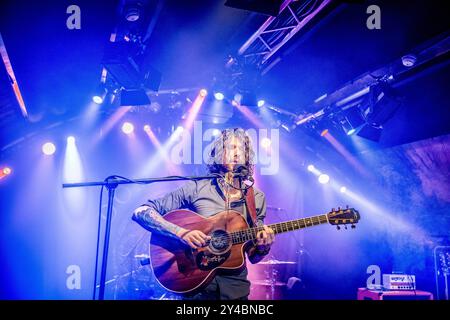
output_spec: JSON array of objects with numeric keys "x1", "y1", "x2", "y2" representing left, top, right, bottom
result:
[{"x1": 230, "y1": 214, "x2": 329, "y2": 244}]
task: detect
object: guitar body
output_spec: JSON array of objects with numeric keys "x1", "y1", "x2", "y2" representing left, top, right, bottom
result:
[{"x1": 149, "y1": 209, "x2": 250, "y2": 294}]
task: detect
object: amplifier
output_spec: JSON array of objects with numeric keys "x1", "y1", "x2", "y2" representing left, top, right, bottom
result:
[{"x1": 382, "y1": 274, "x2": 416, "y2": 290}]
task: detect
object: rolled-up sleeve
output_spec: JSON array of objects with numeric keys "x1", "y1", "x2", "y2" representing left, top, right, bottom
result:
[{"x1": 144, "y1": 181, "x2": 197, "y2": 216}]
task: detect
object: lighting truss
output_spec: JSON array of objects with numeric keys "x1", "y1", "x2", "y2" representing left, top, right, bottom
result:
[
  {"x1": 292, "y1": 32, "x2": 450, "y2": 130},
  {"x1": 238, "y1": 0, "x2": 333, "y2": 67},
  {"x1": 0, "y1": 32, "x2": 28, "y2": 118}
]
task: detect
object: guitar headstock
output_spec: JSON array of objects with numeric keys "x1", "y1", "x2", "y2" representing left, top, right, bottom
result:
[{"x1": 327, "y1": 207, "x2": 360, "y2": 229}]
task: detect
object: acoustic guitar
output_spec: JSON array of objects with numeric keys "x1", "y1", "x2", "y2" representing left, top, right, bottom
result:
[{"x1": 149, "y1": 207, "x2": 360, "y2": 293}]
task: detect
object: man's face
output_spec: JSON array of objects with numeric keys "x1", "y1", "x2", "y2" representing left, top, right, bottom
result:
[{"x1": 223, "y1": 135, "x2": 246, "y2": 171}]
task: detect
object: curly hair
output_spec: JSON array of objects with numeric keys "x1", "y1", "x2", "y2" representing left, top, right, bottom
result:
[{"x1": 207, "y1": 128, "x2": 255, "y2": 176}]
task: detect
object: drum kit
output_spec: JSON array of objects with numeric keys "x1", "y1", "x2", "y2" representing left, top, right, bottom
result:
[
  {"x1": 249, "y1": 206, "x2": 302, "y2": 300},
  {"x1": 250, "y1": 258, "x2": 298, "y2": 300}
]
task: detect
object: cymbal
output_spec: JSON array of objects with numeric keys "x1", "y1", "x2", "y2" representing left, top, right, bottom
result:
[
  {"x1": 252, "y1": 280, "x2": 287, "y2": 286},
  {"x1": 258, "y1": 259, "x2": 297, "y2": 265}
]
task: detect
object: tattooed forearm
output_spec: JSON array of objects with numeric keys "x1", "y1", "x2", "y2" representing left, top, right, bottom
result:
[{"x1": 132, "y1": 206, "x2": 185, "y2": 238}]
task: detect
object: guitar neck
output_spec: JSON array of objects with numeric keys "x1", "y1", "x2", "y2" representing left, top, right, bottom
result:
[{"x1": 230, "y1": 214, "x2": 329, "y2": 244}]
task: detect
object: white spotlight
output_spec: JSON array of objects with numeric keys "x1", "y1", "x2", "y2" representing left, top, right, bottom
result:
[
  {"x1": 92, "y1": 95, "x2": 103, "y2": 104},
  {"x1": 307, "y1": 164, "x2": 315, "y2": 172},
  {"x1": 214, "y1": 92, "x2": 225, "y2": 101},
  {"x1": 122, "y1": 122, "x2": 134, "y2": 134},
  {"x1": 318, "y1": 174, "x2": 330, "y2": 184},
  {"x1": 340, "y1": 186, "x2": 347, "y2": 193},
  {"x1": 401, "y1": 54, "x2": 417, "y2": 67},
  {"x1": 42, "y1": 142, "x2": 56, "y2": 155}
]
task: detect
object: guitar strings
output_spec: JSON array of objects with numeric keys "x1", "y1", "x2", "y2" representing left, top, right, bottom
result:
[{"x1": 201, "y1": 217, "x2": 329, "y2": 245}]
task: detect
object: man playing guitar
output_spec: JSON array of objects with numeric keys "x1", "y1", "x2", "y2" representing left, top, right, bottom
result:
[{"x1": 132, "y1": 127, "x2": 275, "y2": 300}]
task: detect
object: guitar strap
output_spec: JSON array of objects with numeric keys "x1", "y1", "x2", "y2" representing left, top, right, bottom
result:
[{"x1": 244, "y1": 186, "x2": 258, "y2": 227}]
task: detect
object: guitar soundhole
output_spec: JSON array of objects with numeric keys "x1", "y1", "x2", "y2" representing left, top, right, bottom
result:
[{"x1": 209, "y1": 229, "x2": 231, "y2": 254}]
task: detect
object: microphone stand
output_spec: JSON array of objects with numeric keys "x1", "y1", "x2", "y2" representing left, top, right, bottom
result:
[{"x1": 62, "y1": 173, "x2": 231, "y2": 300}]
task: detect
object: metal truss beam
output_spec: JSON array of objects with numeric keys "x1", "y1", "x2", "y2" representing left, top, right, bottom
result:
[
  {"x1": 293, "y1": 32, "x2": 450, "y2": 128},
  {"x1": 238, "y1": 0, "x2": 333, "y2": 66}
]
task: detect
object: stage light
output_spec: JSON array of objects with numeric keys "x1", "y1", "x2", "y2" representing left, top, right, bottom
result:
[
  {"x1": 212, "y1": 129, "x2": 221, "y2": 136},
  {"x1": 122, "y1": 122, "x2": 134, "y2": 134},
  {"x1": 307, "y1": 164, "x2": 322, "y2": 176},
  {"x1": 92, "y1": 95, "x2": 103, "y2": 104},
  {"x1": 401, "y1": 54, "x2": 417, "y2": 67},
  {"x1": 337, "y1": 106, "x2": 367, "y2": 136},
  {"x1": 257, "y1": 100, "x2": 265, "y2": 107},
  {"x1": 200, "y1": 89, "x2": 208, "y2": 97},
  {"x1": 261, "y1": 137, "x2": 271, "y2": 148},
  {"x1": 92, "y1": 85, "x2": 107, "y2": 104},
  {"x1": 102, "y1": 42, "x2": 161, "y2": 93},
  {"x1": 214, "y1": 92, "x2": 224, "y2": 101},
  {"x1": 0, "y1": 166, "x2": 12, "y2": 180},
  {"x1": 340, "y1": 117, "x2": 360, "y2": 136},
  {"x1": 339, "y1": 107, "x2": 366, "y2": 136},
  {"x1": 143, "y1": 124, "x2": 151, "y2": 132},
  {"x1": 124, "y1": 2, "x2": 142, "y2": 22},
  {"x1": 318, "y1": 174, "x2": 330, "y2": 184},
  {"x1": 320, "y1": 129, "x2": 329, "y2": 137},
  {"x1": 63, "y1": 131, "x2": 86, "y2": 215},
  {"x1": 340, "y1": 186, "x2": 347, "y2": 193},
  {"x1": 42, "y1": 142, "x2": 56, "y2": 155},
  {"x1": 356, "y1": 85, "x2": 401, "y2": 141}
]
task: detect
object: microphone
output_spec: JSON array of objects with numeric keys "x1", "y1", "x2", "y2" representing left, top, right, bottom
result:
[
  {"x1": 233, "y1": 164, "x2": 249, "y2": 178},
  {"x1": 233, "y1": 165, "x2": 254, "y2": 186}
]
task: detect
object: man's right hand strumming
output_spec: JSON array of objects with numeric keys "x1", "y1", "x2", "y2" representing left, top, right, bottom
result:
[{"x1": 179, "y1": 229, "x2": 211, "y2": 250}]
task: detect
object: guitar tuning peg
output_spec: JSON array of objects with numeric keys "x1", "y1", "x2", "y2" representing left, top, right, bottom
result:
[
  {"x1": 344, "y1": 225, "x2": 348, "y2": 230},
  {"x1": 337, "y1": 206, "x2": 341, "y2": 211},
  {"x1": 331, "y1": 208, "x2": 335, "y2": 212},
  {"x1": 346, "y1": 205, "x2": 349, "y2": 209},
  {"x1": 336, "y1": 226, "x2": 341, "y2": 230},
  {"x1": 351, "y1": 224, "x2": 356, "y2": 229}
]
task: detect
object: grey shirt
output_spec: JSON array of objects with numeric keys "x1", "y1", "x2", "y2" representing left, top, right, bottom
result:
[{"x1": 144, "y1": 178, "x2": 267, "y2": 299}]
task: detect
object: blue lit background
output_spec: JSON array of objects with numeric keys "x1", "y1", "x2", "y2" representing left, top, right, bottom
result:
[{"x1": 0, "y1": 0, "x2": 449, "y2": 300}]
